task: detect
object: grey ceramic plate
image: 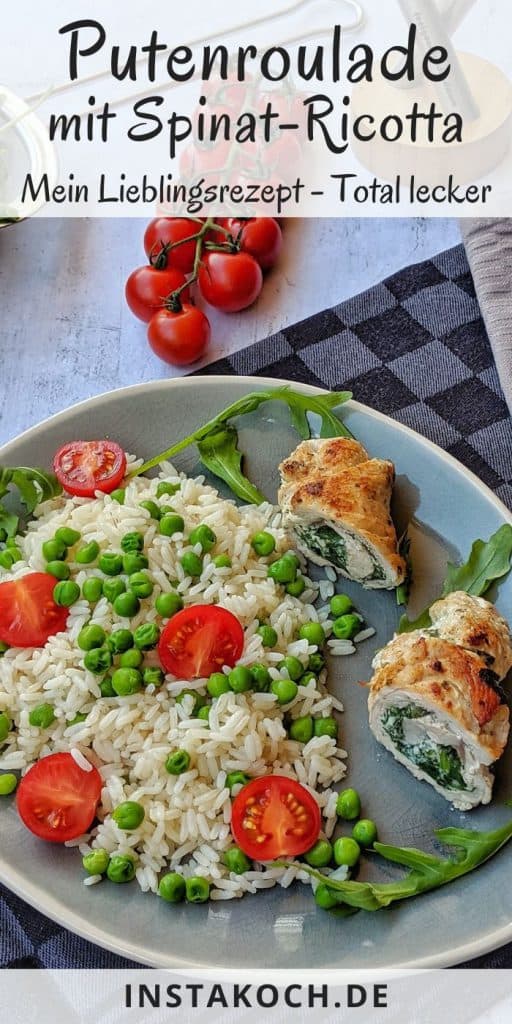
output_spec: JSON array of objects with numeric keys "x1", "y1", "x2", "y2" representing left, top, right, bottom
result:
[{"x1": 1, "y1": 375, "x2": 512, "y2": 970}]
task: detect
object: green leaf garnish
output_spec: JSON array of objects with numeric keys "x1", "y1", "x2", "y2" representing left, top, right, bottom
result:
[
  {"x1": 396, "y1": 532, "x2": 412, "y2": 607},
  {"x1": 398, "y1": 524, "x2": 512, "y2": 633},
  {"x1": 277, "y1": 819, "x2": 512, "y2": 912},
  {"x1": 0, "y1": 467, "x2": 62, "y2": 542},
  {"x1": 197, "y1": 426, "x2": 266, "y2": 505},
  {"x1": 134, "y1": 387, "x2": 353, "y2": 500}
]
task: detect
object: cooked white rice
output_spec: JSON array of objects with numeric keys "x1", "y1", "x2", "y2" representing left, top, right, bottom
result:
[{"x1": 0, "y1": 457, "x2": 349, "y2": 900}]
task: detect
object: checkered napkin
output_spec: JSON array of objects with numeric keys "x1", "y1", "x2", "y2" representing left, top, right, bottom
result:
[{"x1": 2, "y1": 243, "x2": 512, "y2": 970}]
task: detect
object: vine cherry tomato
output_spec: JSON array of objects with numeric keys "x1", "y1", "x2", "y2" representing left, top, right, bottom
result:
[
  {"x1": 0, "y1": 573, "x2": 69, "y2": 647},
  {"x1": 143, "y1": 218, "x2": 201, "y2": 274},
  {"x1": 147, "y1": 304, "x2": 211, "y2": 366},
  {"x1": 125, "y1": 265, "x2": 189, "y2": 322},
  {"x1": 221, "y1": 218, "x2": 283, "y2": 270},
  {"x1": 158, "y1": 605, "x2": 244, "y2": 679},
  {"x1": 53, "y1": 440, "x2": 127, "y2": 498},
  {"x1": 17, "y1": 752, "x2": 102, "y2": 842},
  {"x1": 198, "y1": 251, "x2": 263, "y2": 312},
  {"x1": 231, "y1": 776, "x2": 321, "y2": 860}
]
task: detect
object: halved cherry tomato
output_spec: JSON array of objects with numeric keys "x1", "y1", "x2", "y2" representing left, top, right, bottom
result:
[
  {"x1": 231, "y1": 776, "x2": 321, "y2": 861},
  {"x1": 143, "y1": 218, "x2": 201, "y2": 274},
  {"x1": 147, "y1": 304, "x2": 210, "y2": 366},
  {"x1": 198, "y1": 251, "x2": 263, "y2": 313},
  {"x1": 158, "y1": 605, "x2": 244, "y2": 680},
  {"x1": 17, "y1": 752, "x2": 102, "y2": 843},
  {"x1": 0, "y1": 573, "x2": 68, "y2": 648},
  {"x1": 53, "y1": 440, "x2": 127, "y2": 498},
  {"x1": 125, "y1": 265, "x2": 189, "y2": 322}
]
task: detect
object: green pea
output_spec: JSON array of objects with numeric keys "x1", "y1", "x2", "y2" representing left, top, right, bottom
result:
[
  {"x1": 102, "y1": 578, "x2": 126, "y2": 604},
  {"x1": 226, "y1": 771, "x2": 249, "y2": 792},
  {"x1": 257, "y1": 624, "x2": 278, "y2": 648},
  {"x1": 352, "y1": 819, "x2": 378, "y2": 847},
  {"x1": 53, "y1": 580, "x2": 80, "y2": 607},
  {"x1": 84, "y1": 647, "x2": 112, "y2": 675},
  {"x1": 111, "y1": 667, "x2": 142, "y2": 696},
  {"x1": 271, "y1": 679, "x2": 298, "y2": 705},
  {"x1": 129, "y1": 572, "x2": 153, "y2": 599},
  {"x1": 250, "y1": 531, "x2": 276, "y2": 557},
  {"x1": 68, "y1": 712, "x2": 88, "y2": 726},
  {"x1": 78, "y1": 623, "x2": 106, "y2": 651},
  {"x1": 113, "y1": 592, "x2": 140, "y2": 618},
  {"x1": 228, "y1": 666, "x2": 252, "y2": 693},
  {"x1": 82, "y1": 577, "x2": 103, "y2": 603},
  {"x1": 268, "y1": 557, "x2": 297, "y2": 585},
  {"x1": 0, "y1": 773, "x2": 17, "y2": 796},
  {"x1": 46, "y1": 560, "x2": 70, "y2": 580},
  {"x1": 332, "y1": 614, "x2": 361, "y2": 640},
  {"x1": 155, "y1": 592, "x2": 183, "y2": 618},
  {"x1": 0, "y1": 550, "x2": 17, "y2": 569},
  {"x1": 107, "y1": 854, "x2": 136, "y2": 883},
  {"x1": 139, "y1": 500, "x2": 161, "y2": 520},
  {"x1": 42, "y1": 538, "x2": 67, "y2": 562},
  {"x1": 5, "y1": 538, "x2": 18, "y2": 549},
  {"x1": 133, "y1": 623, "x2": 160, "y2": 650},
  {"x1": 197, "y1": 705, "x2": 210, "y2": 722},
  {"x1": 143, "y1": 667, "x2": 164, "y2": 687},
  {"x1": 121, "y1": 532, "x2": 144, "y2": 553},
  {"x1": 314, "y1": 717, "x2": 338, "y2": 740},
  {"x1": 98, "y1": 552, "x2": 123, "y2": 576},
  {"x1": 299, "y1": 622, "x2": 325, "y2": 646},
  {"x1": 28, "y1": 703, "x2": 55, "y2": 729},
  {"x1": 185, "y1": 877, "x2": 210, "y2": 903},
  {"x1": 112, "y1": 800, "x2": 145, "y2": 830},
  {"x1": 0, "y1": 641, "x2": 9, "y2": 656},
  {"x1": 278, "y1": 656, "x2": 304, "y2": 681},
  {"x1": 119, "y1": 648, "x2": 143, "y2": 669},
  {"x1": 298, "y1": 671, "x2": 317, "y2": 687},
  {"x1": 207, "y1": 672, "x2": 229, "y2": 698},
  {"x1": 156, "y1": 481, "x2": 181, "y2": 498},
  {"x1": 315, "y1": 884, "x2": 341, "y2": 910},
  {"x1": 289, "y1": 716, "x2": 314, "y2": 743},
  {"x1": 286, "y1": 576, "x2": 306, "y2": 597},
  {"x1": 82, "y1": 849, "x2": 109, "y2": 875},
  {"x1": 250, "y1": 664, "x2": 272, "y2": 692},
  {"x1": 189, "y1": 524, "x2": 216, "y2": 552},
  {"x1": 107, "y1": 629, "x2": 133, "y2": 653},
  {"x1": 304, "y1": 839, "x2": 333, "y2": 868},
  {"x1": 308, "y1": 653, "x2": 325, "y2": 674},
  {"x1": 333, "y1": 837, "x2": 361, "y2": 868},
  {"x1": 0, "y1": 713, "x2": 11, "y2": 743},
  {"x1": 100, "y1": 676, "x2": 116, "y2": 698},
  {"x1": 180, "y1": 552, "x2": 203, "y2": 577},
  {"x1": 158, "y1": 872, "x2": 186, "y2": 903},
  {"x1": 165, "y1": 749, "x2": 191, "y2": 775},
  {"x1": 336, "y1": 788, "x2": 361, "y2": 821},
  {"x1": 160, "y1": 514, "x2": 185, "y2": 538},
  {"x1": 122, "y1": 553, "x2": 149, "y2": 574},
  {"x1": 158, "y1": 505, "x2": 177, "y2": 518},
  {"x1": 75, "y1": 541, "x2": 100, "y2": 564},
  {"x1": 222, "y1": 846, "x2": 251, "y2": 874},
  {"x1": 213, "y1": 554, "x2": 231, "y2": 569},
  {"x1": 330, "y1": 593, "x2": 353, "y2": 618},
  {"x1": 110, "y1": 488, "x2": 125, "y2": 505},
  {"x1": 55, "y1": 527, "x2": 81, "y2": 546},
  {"x1": 176, "y1": 690, "x2": 206, "y2": 716}
]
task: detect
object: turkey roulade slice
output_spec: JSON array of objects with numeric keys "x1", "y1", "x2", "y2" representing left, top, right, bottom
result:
[{"x1": 278, "y1": 438, "x2": 406, "y2": 590}]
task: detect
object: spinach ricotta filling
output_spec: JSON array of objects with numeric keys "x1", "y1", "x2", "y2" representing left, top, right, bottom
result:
[
  {"x1": 297, "y1": 524, "x2": 385, "y2": 581},
  {"x1": 381, "y1": 704, "x2": 470, "y2": 793}
]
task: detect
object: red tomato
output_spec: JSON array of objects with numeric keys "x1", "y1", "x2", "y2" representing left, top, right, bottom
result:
[
  {"x1": 198, "y1": 251, "x2": 263, "y2": 313},
  {"x1": 143, "y1": 218, "x2": 200, "y2": 274},
  {"x1": 0, "y1": 573, "x2": 68, "y2": 648},
  {"x1": 221, "y1": 218, "x2": 283, "y2": 270},
  {"x1": 231, "y1": 776, "x2": 321, "y2": 861},
  {"x1": 158, "y1": 605, "x2": 244, "y2": 679},
  {"x1": 17, "y1": 752, "x2": 102, "y2": 843},
  {"x1": 125, "y1": 265, "x2": 189, "y2": 323},
  {"x1": 147, "y1": 304, "x2": 211, "y2": 366},
  {"x1": 53, "y1": 440, "x2": 127, "y2": 498}
]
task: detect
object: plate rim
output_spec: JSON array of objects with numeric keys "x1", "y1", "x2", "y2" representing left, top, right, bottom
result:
[{"x1": 1, "y1": 372, "x2": 511, "y2": 970}]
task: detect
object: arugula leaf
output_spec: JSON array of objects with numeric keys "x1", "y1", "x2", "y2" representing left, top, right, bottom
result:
[
  {"x1": 278, "y1": 819, "x2": 512, "y2": 912},
  {"x1": 134, "y1": 387, "x2": 353, "y2": 500},
  {"x1": 398, "y1": 524, "x2": 512, "y2": 633},
  {"x1": 197, "y1": 426, "x2": 266, "y2": 505},
  {"x1": 396, "y1": 532, "x2": 412, "y2": 607},
  {"x1": 0, "y1": 466, "x2": 62, "y2": 541}
]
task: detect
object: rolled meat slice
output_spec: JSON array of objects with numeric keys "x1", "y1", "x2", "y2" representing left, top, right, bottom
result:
[
  {"x1": 278, "y1": 438, "x2": 406, "y2": 590},
  {"x1": 429, "y1": 591, "x2": 512, "y2": 680},
  {"x1": 368, "y1": 592, "x2": 512, "y2": 810}
]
